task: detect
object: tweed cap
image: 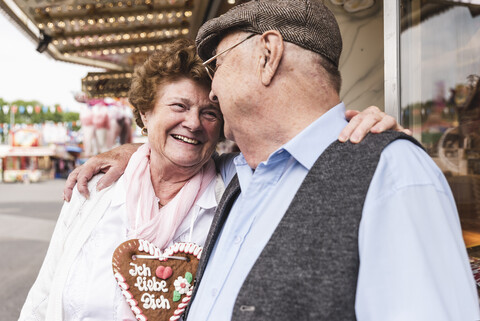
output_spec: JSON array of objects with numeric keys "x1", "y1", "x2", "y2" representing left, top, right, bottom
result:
[{"x1": 196, "y1": 0, "x2": 342, "y2": 67}]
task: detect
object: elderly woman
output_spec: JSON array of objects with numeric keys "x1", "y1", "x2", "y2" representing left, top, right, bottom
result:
[
  {"x1": 21, "y1": 38, "x2": 404, "y2": 320},
  {"x1": 19, "y1": 39, "x2": 233, "y2": 321}
]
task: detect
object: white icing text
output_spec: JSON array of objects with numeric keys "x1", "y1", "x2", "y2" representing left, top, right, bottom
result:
[
  {"x1": 134, "y1": 276, "x2": 168, "y2": 292},
  {"x1": 141, "y1": 293, "x2": 171, "y2": 310},
  {"x1": 129, "y1": 263, "x2": 151, "y2": 277}
]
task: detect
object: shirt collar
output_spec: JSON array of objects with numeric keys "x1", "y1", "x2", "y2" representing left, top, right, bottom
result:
[
  {"x1": 195, "y1": 176, "x2": 218, "y2": 210},
  {"x1": 233, "y1": 102, "x2": 348, "y2": 170},
  {"x1": 283, "y1": 102, "x2": 347, "y2": 170}
]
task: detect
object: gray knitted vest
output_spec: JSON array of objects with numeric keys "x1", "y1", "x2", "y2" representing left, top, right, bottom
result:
[{"x1": 188, "y1": 131, "x2": 422, "y2": 321}]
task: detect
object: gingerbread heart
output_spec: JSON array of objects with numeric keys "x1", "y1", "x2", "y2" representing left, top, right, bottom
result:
[{"x1": 112, "y1": 239, "x2": 202, "y2": 321}]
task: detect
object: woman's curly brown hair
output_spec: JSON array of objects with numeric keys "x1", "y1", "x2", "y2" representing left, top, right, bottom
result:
[{"x1": 128, "y1": 38, "x2": 212, "y2": 129}]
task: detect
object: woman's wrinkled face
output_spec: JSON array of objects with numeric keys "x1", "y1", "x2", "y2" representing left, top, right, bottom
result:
[{"x1": 141, "y1": 78, "x2": 222, "y2": 169}]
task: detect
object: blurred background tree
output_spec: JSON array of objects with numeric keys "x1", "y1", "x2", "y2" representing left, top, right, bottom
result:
[{"x1": 0, "y1": 98, "x2": 79, "y2": 126}]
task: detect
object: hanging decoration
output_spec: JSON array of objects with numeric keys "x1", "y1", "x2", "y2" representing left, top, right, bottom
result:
[{"x1": 0, "y1": 104, "x2": 66, "y2": 114}]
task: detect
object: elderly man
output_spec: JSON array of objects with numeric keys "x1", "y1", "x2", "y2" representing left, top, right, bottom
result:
[
  {"x1": 64, "y1": 1, "x2": 479, "y2": 320},
  {"x1": 183, "y1": 1, "x2": 479, "y2": 321}
]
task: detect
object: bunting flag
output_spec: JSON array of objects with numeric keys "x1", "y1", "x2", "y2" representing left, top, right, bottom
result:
[
  {"x1": 0, "y1": 103, "x2": 74, "y2": 119},
  {"x1": 1, "y1": 104, "x2": 68, "y2": 113}
]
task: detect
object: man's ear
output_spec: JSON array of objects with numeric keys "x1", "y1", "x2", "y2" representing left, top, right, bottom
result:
[{"x1": 259, "y1": 30, "x2": 284, "y2": 86}]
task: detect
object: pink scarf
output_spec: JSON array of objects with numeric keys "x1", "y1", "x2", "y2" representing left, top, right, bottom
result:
[{"x1": 124, "y1": 143, "x2": 216, "y2": 250}]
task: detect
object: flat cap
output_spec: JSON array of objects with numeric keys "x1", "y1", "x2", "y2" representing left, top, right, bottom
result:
[{"x1": 196, "y1": 0, "x2": 342, "y2": 67}]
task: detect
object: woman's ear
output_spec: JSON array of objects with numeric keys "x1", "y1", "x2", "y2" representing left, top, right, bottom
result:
[
  {"x1": 140, "y1": 112, "x2": 148, "y2": 128},
  {"x1": 259, "y1": 30, "x2": 284, "y2": 86}
]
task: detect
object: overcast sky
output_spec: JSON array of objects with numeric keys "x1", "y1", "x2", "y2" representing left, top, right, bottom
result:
[{"x1": 0, "y1": 13, "x2": 101, "y2": 112}]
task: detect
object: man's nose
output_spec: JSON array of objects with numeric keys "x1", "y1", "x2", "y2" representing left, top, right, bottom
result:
[{"x1": 209, "y1": 90, "x2": 219, "y2": 104}]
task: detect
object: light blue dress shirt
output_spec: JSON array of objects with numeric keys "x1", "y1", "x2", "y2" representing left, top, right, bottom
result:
[{"x1": 188, "y1": 102, "x2": 480, "y2": 321}]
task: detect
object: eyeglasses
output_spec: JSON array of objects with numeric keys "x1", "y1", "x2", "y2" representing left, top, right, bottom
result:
[{"x1": 203, "y1": 34, "x2": 256, "y2": 80}]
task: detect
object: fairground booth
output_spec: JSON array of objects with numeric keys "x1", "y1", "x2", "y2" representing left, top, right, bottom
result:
[
  {"x1": 0, "y1": 127, "x2": 75, "y2": 182},
  {"x1": 1, "y1": 0, "x2": 479, "y2": 292}
]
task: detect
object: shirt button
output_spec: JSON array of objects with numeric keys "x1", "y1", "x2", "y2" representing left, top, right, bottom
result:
[
  {"x1": 234, "y1": 236, "x2": 242, "y2": 244},
  {"x1": 211, "y1": 288, "x2": 217, "y2": 297}
]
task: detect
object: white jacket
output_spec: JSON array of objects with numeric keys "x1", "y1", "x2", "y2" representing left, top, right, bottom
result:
[
  {"x1": 19, "y1": 173, "x2": 225, "y2": 321},
  {"x1": 19, "y1": 175, "x2": 113, "y2": 320}
]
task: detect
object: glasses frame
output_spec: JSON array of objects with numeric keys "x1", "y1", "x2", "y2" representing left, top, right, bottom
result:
[{"x1": 202, "y1": 33, "x2": 256, "y2": 80}]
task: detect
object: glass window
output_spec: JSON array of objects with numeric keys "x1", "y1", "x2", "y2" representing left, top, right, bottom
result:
[{"x1": 400, "y1": 1, "x2": 480, "y2": 254}]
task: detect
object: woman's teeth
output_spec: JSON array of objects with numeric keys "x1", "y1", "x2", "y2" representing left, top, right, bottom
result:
[{"x1": 172, "y1": 134, "x2": 200, "y2": 145}]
